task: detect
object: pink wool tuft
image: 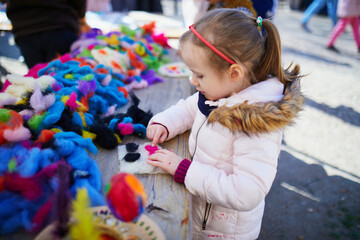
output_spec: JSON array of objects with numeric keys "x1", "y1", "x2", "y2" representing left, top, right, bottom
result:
[
  {"x1": 117, "y1": 123, "x2": 134, "y2": 135},
  {"x1": 66, "y1": 92, "x2": 78, "y2": 111},
  {"x1": 103, "y1": 105, "x2": 116, "y2": 117},
  {"x1": 52, "y1": 82, "x2": 62, "y2": 92},
  {"x1": 101, "y1": 74, "x2": 112, "y2": 86},
  {"x1": 3, "y1": 173, "x2": 43, "y2": 200},
  {"x1": 30, "y1": 198, "x2": 53, "y2": 232},
  {"x1": 58, "y1": 53, "x2": 71, "y2": 63},
  {"x1": 25, "y1": 63, "x2": 48, "y2": 78},
  {"x1": 3, "y1": 126, "x2": 32, "y2": 142},
  {"x1": 1, "y1": 79, "x2": 11, "y2": 93},
  {"x1": 145, "y1": 145, "x2": 159, "y2": 155}
]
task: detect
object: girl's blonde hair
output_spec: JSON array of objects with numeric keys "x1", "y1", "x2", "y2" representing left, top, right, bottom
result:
[{"x1": 179, "y1": 9, "x2": 300, "y2": 87}]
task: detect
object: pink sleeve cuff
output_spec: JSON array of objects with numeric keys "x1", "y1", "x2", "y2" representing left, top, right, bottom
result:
[{"x1": 174, "y1": 159, "x2": 191, "y2": 184}]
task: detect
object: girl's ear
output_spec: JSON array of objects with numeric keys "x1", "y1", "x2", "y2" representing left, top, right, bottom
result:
[{"x1": 227, "y1": 64, "x2": 244, "y2": 82}]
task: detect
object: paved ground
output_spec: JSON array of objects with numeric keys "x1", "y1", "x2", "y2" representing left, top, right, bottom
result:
[
  {"x1": 260, "y1": 6, "x2": 360, "y2": 240},
  {"x1": 1, "y1": 3, "x2": 360, "y2": 240}
]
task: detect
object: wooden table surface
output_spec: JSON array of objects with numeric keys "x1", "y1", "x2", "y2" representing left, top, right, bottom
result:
[
  {"x1": 2, "y1": 50, "x2": 195, "y2": 240},
  {"x1": 94, "y1": 49, "x2": 195, "y2": 239}
]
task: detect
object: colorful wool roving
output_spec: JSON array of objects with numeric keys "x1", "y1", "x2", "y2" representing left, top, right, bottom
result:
[
  {"x1": 105, "y1": 173, "x2": 146, "y2": 222},
  {"x1": 0, "y1": 21, "x2": 170, "y2": 234}
]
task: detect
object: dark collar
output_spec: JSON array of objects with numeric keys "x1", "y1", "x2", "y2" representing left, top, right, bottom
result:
[{"x1": 197, "y1": 92, "x2": 217, "y2": 117}]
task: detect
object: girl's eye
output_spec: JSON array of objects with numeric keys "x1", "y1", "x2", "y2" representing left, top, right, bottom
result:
[{"x1": 196, "y1": 74, "x2": 203, "y2": 79}]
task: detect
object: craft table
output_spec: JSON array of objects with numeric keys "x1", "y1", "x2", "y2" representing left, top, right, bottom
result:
[
  {"x1": 2, "y1": 9, "x2": 193, "y2": 239},
  {"x1": 3, "y1": 49, "x2": 194, "y2": 240}
]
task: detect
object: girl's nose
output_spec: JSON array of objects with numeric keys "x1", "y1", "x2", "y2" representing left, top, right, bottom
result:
[{"x1": 189, "y1": 76, "x2": 199, "y2": 86}]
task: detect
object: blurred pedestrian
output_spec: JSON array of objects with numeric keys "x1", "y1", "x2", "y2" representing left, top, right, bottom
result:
[
  {"x1": 183, "y1": 0, "x2": 278, "y2": 27},
  {"x1": 111, "y1": 0, "x2": 163, "y2": 13},
  {"x1": 87, "y1": 0, "x2": 112, "y2": 13},
  {"x1": 301, "y1": 0, "x2": 338, "y2": 33},
  {"x1": 5, "y1": 0, "x2": 90, "y2": 69},
  {"x1": 326, "y1": 0, "x2": 360, "y2": 53}
]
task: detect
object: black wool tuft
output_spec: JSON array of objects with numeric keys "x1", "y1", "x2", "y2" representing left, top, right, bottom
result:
[
  {"x1": 125, "y1": 142, "x2": 139, "y2": 152},
  {"x1": 123, "y1": 152, "x2": 141, "y2": 162},
  {"x1": 89, "y1": 124, "x2": 119, "y2": 149}
]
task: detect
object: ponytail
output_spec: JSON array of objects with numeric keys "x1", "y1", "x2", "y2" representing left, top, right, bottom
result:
[{"x1": 254, "y1": 19, "x2": 301, "y2": 85}]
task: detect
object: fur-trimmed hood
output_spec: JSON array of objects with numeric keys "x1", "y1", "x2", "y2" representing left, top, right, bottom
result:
[{"x1": 207, "y1": 77, "x2": 304, "y2": 135}]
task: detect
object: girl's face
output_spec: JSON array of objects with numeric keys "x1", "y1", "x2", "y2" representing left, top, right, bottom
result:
[{"x1": 180, "y1": 41, "x2": 245, "y2": 101}]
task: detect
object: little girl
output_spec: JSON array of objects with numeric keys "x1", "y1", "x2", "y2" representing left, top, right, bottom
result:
[{"x1": 147, "y1": 9, "x2": 304, "y2": 239}]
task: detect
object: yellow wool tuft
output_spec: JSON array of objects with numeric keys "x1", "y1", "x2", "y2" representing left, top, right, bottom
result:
[
  {"x1": 82, "y1": 130, "x2": 96, "y2": 140},
  {"x1": 69, "y1": 188, "x2": 100, "y2": 240}
]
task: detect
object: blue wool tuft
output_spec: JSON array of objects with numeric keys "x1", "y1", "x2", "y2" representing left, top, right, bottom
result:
[
  {"x1": 112, "y1": 72, "x2": 126, "y2": 81},
  {"x1": 0, "y1": 192, "x2": 24, "y2": 218},
  {"x1": 84, "y1": 113, "x2": 94, "y2": 126},
  {"x1": 95, "y1": 86, "x2": 128, "y2": 108},
  {"x1": 66, "y1": 147, "x2": 101, "y2": 191},
  {"x1": 133, "y1": 124, "x2": 147, "y2": 137},
  {"x1": 55, "y1": 86, "x2": 78, "y2": 97},
  {"x1": 121, "y1": 116, "x2": 133, "y2": 124},
  {"x1": 88, "y1": 95, "x2": 109, "y2": 115},
  {"x1": 40, "y1": 101, "x2": 65, "y2": 131},
  {"x1": 39, "y1": 148, "x2": 60, "y2": 168},
  {"x1": 0, "y1": 144, "x2": 28, "y2": 175},
  {"x1": 71, "y1": 179, "x2": 105, "y2": 206},
  {"x1": 0, "y1": 213, "x2": 23, "y2": 234},
  {"x1": 72, "y1": 112, "x2": 84, "y2": 127},
  {"x1": 54, "y1": 131, "x2": 98, "y2": 155},
  {"x1": 108, "y1": 118, "x2": 119, "y2": 131},
  {"x1": 134, "y1": 75, "x2": 141, "y2": 82},
  {"x1": 17, "y1": 147, "x2": 41, "y2": 177},
  {"x1": 54, "y1": 138, "x2": 76, "y2": 157},
  {"x1": 66, "y1": 146, "x2": 90, "y2": 170}
]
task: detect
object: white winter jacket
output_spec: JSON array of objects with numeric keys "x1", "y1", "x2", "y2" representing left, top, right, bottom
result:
[{"x1": 148, "y1": 78, "x2": 303, "y2": 239}]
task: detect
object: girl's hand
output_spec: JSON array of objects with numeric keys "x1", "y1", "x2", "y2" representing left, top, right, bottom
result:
[
  {"x1": 146, "y1": 124, "x2": 168, "y2": 145},
  {"x1": 147, "y1": 149, "x2": 183, "y2": 175}
]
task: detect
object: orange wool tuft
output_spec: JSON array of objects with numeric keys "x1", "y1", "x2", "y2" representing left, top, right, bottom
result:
[
  {"x1": 110, "y1": 60, "x2": 124, "y2": 73},
  {"x1": 36, "y1": 129, "x2": 55, "y2": 143},
  {"x1": 127, "y1": 50, "x2": 146, "y2": 71},
  {"x1": 117, "y1": 87, "x2": 128, "y2": 98},
  {"x1": 142, "y1": 21, "x2": 156, "y2": 35},
  {"x1": 98, "y1": 49, "x2": 107, "y2": 55}
]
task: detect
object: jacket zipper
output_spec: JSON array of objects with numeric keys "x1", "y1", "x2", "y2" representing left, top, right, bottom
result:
[
  {"x1": 190, "y1": 117, "x2": 213, "y2": 231},
  {"x1": 191, "y1": 118, "x2": 207, "y2": 160},
  {"x1": 202, "y1": 202, "x2": 213, "y2": 230}
]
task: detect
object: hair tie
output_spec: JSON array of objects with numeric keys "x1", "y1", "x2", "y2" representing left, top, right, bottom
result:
[
  {"x1": 189, "y1": 24, "x2": 235, "y2": 65},
  {"x1": 256, "y1": 16, "x2": 263, "y2": 27}
]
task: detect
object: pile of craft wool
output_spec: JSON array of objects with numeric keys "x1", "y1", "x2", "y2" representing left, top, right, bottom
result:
[{"x1": 0, "y1": 22, "x2": 170, "y2": 234}]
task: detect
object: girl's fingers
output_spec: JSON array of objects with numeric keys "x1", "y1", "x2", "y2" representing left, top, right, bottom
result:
[
  {"x1": 159, "y1": 133, "x2": 167, "y2": 143},
  {"x1": 147, "y1": 126, "x2": 155, "y2": 140},
  {"x1": 152, "y1": 129, "x2": 161, "y2": 145},
  {"x1": 146, "y1": 159, "x2": 159, "y2": 167}
]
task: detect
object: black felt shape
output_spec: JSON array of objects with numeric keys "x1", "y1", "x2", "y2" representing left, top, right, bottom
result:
[
  {"x1": 126, "y1": 142, "x2": 139, "y2": 152},
  {"x1": 123, "y1": 152, "x2": 141, "y2": 162}
]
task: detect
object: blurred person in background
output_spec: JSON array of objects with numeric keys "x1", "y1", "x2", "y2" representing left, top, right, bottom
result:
[
  {"x1": 301, "y1": 0, "x2": 338, "y2": 33},
  {"x1": 326, "y1": 0, "x2": 360, "y2": 53},
  {"x1": 87, "y1": 0, "x2": 112, "y2": 13},
  {"x1": 182, "y1": 0, "x2": 278, "y2": 27},
  {"x1": 111, "y1": 0, "x2": 163, "y2": 13},
  {"x1": 4, "y1": 0, "x2": 90, "y2": 69}
]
